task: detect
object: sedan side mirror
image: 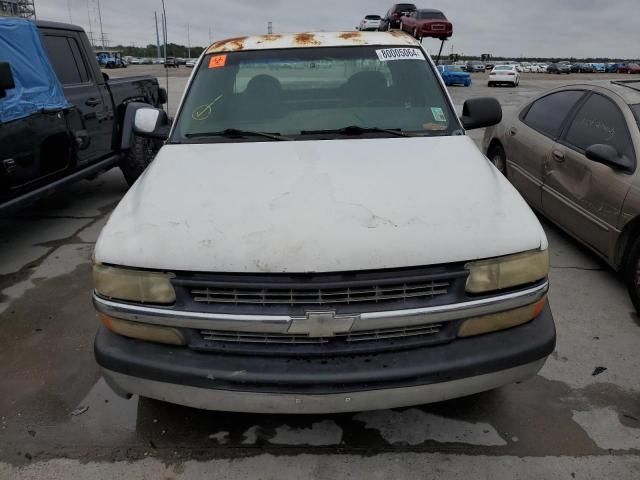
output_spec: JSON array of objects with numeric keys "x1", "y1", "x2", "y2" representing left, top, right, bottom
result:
[
  {"x1": 0, "y1": 62, "x2": 16, "y2": 99},
  {"x1": 133, "y1": 107, "x2": 170, "y2": 139},
  {"x1": 585, "y1": 144, "x2": 634, "y2": 172},
  {"x1": 460, "y1": 97, "x2": 502, "y2": 130}
]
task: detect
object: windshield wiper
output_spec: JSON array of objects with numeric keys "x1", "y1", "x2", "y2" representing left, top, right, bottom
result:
[
  {"x1": 300, "y1": 126, "x2": 413, "y2": 137},
  {"x1": 185, "y1": 128, "x2": 293, "y2": 141}
]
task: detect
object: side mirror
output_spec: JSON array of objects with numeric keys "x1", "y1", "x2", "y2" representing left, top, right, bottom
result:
[
  {"x1": 585, "y1": 144, "x2": 634, "y2": 172},
  {"x1": 133, "y1": 107, "x2": 170, "y2": 139},
  {"x1": 158, "y1": 87, "x2": 168, "y2": 105},
  {"x1": 0, "y1": 62, "x2": 16, "y2": 99},
  {"x1": 460, "y1": 97, "x2": 502, "y2": 130},
  {"x1": 102, "y1": 72, "x2": 110, "y2": 81}
]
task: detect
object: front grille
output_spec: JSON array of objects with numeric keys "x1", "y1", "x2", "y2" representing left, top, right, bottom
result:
[
  {"x1": 173, "y1": 265, "x2": 468, "y2": 316},
  {"x1": 200, "y1": 323, "x2": 442, "y2": 345},
  {"x1": 190, "y1": 280, "x2": 450, "y2": 307}
]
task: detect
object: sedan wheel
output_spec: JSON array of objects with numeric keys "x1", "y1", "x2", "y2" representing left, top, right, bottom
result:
[
  {"x1": 488, "y1": 144, "x2": 507, "y2": 175},
  {"x1": 624, "y1": 236, "x2": 640, "y2": 314}
]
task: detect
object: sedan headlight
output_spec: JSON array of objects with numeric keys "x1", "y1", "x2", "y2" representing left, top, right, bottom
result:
[
  {"x1": 93, "y1": 264, "x2": 176, "y2": 304},
  {"x1": 465, "y1": 250, "x2": 549, "y2": 294}
]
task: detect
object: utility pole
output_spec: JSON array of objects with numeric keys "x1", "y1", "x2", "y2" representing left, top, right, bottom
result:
[
  {"x1": 187, "y1": 23, "x2": 191, "y2": 59},
  {"x1": 209, "y1": 26, "x2": 212, "y2": 44},
  {"x1": 161, "y1": 0, "x2": 169, "y2": 108},
  {"x1": 161, "y1": 12, "x2": 167, "y2": 58},
  {"x1": 155, "y1": 11, "x2": 161, "y2": 59},
  {"x1": 97, "y1": 0, "x2": 105, "y2": 48},
  {"x1": 86, "y1": 0, "x2": 94, "y2": 48},
  {"x1": 67, "y1": 0, "x2": 73, "y2": 23}
]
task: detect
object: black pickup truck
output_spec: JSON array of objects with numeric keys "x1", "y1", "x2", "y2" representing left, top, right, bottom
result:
[{"x1": 0, "y1": 20, "x2": 166, "y2": 213}]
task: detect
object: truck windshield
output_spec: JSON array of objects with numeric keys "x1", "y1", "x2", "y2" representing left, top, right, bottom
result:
[
  {"x1": 172, "y1": 46, "x2": 458, "y2": 142},
  {"x1": 632, "y1": 104, "x2": 640, "y2": 130}
]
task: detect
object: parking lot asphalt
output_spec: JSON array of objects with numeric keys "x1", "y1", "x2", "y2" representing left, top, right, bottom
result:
[{"x1": 1, "y1": 68, "x2": 639, "y2": 479}]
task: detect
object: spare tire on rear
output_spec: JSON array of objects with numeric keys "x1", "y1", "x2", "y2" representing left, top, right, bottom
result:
[{"x1": 120, "y1": 134, "x2": 163, "y2": 186}]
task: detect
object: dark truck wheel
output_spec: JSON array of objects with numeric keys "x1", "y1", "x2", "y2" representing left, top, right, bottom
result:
[{"x1": 120, "y1": 134, "x2": 162, "y2": 186}]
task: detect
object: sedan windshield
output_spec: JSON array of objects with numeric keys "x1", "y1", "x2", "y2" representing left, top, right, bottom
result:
[
  {"x1": 494, "y1": 66, "x2": 513, "y2": 71},
  {"x1": 172, "y1": 46, "x2": 458, "y2": 142}
]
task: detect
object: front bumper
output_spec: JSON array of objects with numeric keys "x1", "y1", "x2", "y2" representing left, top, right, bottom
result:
[{"x1": 96, "y1": 304, "x2": 555, "y2": 414}]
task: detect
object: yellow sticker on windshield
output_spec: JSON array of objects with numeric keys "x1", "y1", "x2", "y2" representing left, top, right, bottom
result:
[{"x1": 192, "y1": 95, "x2": 224, "y2": 121}]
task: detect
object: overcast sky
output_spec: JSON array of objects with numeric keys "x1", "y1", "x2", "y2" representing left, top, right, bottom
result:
[{"x1": 34, "y1": 0, "x2": 639, "y2": 58}]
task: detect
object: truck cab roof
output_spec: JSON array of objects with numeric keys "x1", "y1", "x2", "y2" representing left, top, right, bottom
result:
[
  {"x1": 35, "y1": 20, "x2": 84, "y2": 32},
  {"x1": 206, "y1": 31, "x2": 420, "y2": 54}
]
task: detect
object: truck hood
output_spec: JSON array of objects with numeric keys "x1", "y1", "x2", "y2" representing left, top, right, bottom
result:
[{"x1": 95, "y1": 136, "x2": 546, "y2": 273}]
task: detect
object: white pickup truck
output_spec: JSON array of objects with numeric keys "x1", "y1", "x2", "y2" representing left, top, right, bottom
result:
[{"x1": 92, "y1": 31, "x2": 555, "y2": 414}]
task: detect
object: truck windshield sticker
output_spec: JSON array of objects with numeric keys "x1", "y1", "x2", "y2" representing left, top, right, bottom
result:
[
  {"x1": 431, "y1": 107, "x2": 447, "y2": 122},
  {"x1": 376, "y1": 48, "x2": 425, "y2": 62},
  {"x1": 208, "y1": 54, "x2": 227, "y2": 69},
  {"x1": 423, "y1": 122, "x2": 448, "y2": 131},
  {"x1": 192, "y1": 95, "x2": 224, "y2": 121}
]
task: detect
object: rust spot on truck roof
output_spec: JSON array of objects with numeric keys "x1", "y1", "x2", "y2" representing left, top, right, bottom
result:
[
  {"x1": 256, "y1": 34, "x2": 283, "y2": 44},
  {"x1": 339, "y1": 32, "x2": 361, "y2": 40},
  {"x1": 294, "y1": 33, "x2": 321, "y2": 45},
  {"x1": 390, "y1": 29, "x2": 411, "y2": 38},
  {"x1": 207, "y1": 36, "x2": 248, "y2": 52}
]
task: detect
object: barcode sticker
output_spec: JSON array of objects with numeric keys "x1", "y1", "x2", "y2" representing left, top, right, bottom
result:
[{"x1": 376, "y1": 48, "x2": 425, "y2": 62}]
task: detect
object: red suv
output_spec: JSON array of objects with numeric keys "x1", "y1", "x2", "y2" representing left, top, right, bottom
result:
[
  {"x1": 400, "y1": 9, "x2": 453, "y2": 40},
  {"x1": 379, "y1": 3, "x2": 417, "y2": 31}
]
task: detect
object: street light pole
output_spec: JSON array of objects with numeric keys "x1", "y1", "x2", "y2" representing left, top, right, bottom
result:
[{"x1": 97, "y1": 0, "x2": 105, "y2": 48}]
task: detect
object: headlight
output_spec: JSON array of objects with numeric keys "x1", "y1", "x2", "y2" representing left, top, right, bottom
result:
[
  {"x1": 465, "y1": 249, "x2": 549, "y2": 294},
  {"x1": 93, "y1": 264, "x2": 176, "y2": 304},
  {"x1": 100, "y1": 314, "x2": 185, "y2": 346}
]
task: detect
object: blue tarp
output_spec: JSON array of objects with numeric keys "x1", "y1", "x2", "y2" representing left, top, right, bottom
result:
[{"x1": 0, "y1": 18, "x2": 69, "y2": 124}]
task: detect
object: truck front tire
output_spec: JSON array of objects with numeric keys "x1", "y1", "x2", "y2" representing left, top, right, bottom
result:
[{"x1": 120, "y1": 134, "x2": 162, "y2": 186}]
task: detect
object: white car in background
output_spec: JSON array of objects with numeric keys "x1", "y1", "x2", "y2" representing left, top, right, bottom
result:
[
  {"x1": 488, "y1": 64, "x2": 520, "y2": 87},
  {"x1": 516, "y1": 62, "x2": 532, "y2": 73},
  {"x1": 358, "y1": 15, "x2": 382, "y2": 31},
  {"x1": 186, "y1": 59, "x2": 197, "y2": 68}
]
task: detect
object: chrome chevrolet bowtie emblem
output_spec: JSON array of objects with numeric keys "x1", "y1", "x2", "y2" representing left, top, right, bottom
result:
[{"x1": 288, "y1": 311, "x2": 359, "y2": 338}]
